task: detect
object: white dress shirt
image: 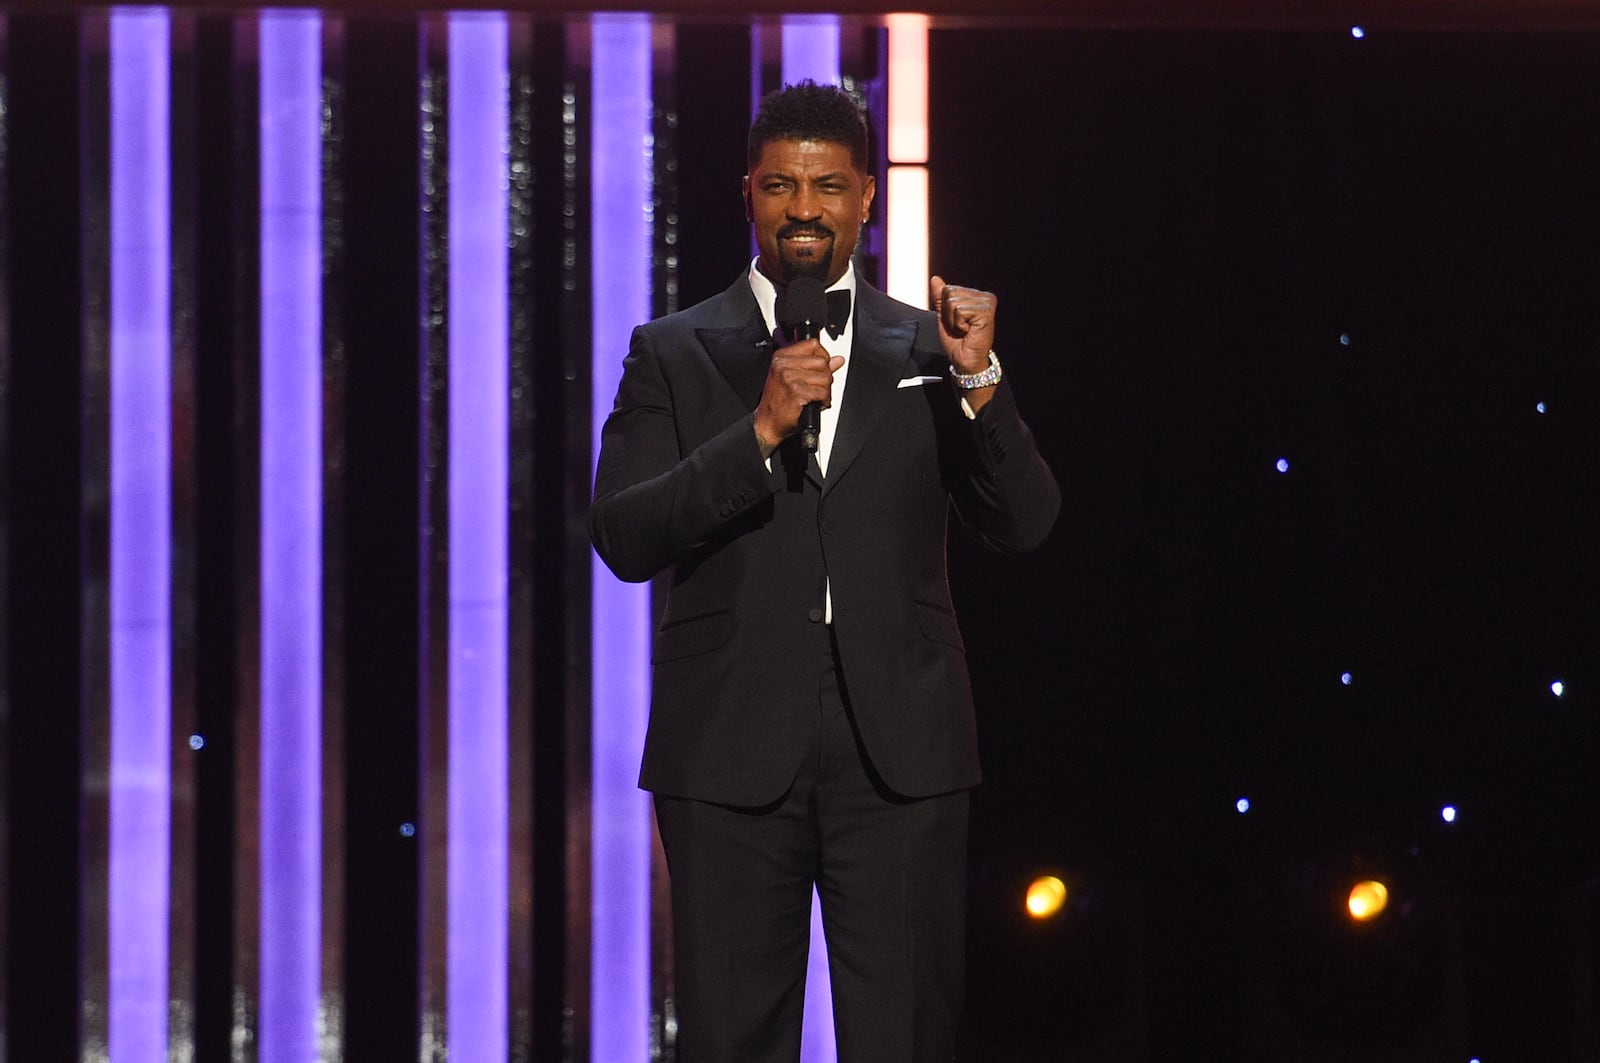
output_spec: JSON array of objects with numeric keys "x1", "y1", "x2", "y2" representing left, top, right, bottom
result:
[{"x1": 748, "y1": 259, "x2": 858, "y2": 621}]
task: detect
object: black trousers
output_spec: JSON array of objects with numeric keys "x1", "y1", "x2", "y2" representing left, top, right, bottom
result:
[{"x1": 653, "y1": 629, "x2": 969, "y2": 1063}]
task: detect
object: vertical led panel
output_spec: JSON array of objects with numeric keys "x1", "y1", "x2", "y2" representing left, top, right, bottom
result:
[
  {"x1": 109, "y1": 9, "x2": 172, "y2": 1062},
  {"x1": 886, "y1": 15, "x2": 929, "y2": 164},
  {"x1": 800, "y1": 893, "x2": 837, "y2": 1063},
  {"x1": 503, "y1": 26, "x2": 537, "y2": 1060},
  {"x1": 447, "y1": 13, "x2": 511, "y2": 1063},
  {"x1": 258, "y1": 12, "x2": 322, "y2": 1063},
  {"x1": 419, "y1": 27, "x2": 450, "y2": 1056},
  {"x1": 780, "y1": 20, "x2": 844, "y2": 1061},
  {"x1": 885, "y1": 166, "x2": 929, "y2": 309},
  {"x1": 886, "y1": 17, "x2": 930, "y2": 309},
  {"x1": 590, "y1": 13, "x2": 653, "y2": 1061},
  {"x1": 781, "y1": 15, "x2": 841, "y2": 88}
]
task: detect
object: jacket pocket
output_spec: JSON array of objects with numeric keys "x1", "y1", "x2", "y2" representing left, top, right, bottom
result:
[
  {"x1": 913, "y1": 600, "x2": 965, "y2": 652},
  {"x1": 652, "y1": 609, "x2": 735, "y2": 663}
]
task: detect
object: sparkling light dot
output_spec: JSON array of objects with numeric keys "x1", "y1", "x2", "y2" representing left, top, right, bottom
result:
[
  {"x1": 1025, "y1": 876, "x2": 1068, "y2": 919},
  {"x1": 1339, "y1": 332, "x2": 1351, "y2": 346},
  {"x1": 1276, "y1": 458, "x2": 1290, "y2": 474},
  {"x1": 1340, "y1": 672, "x2": 1353, "y2": 686},
  {"x1": 1348, "y1": 879, "x2": 1389, "y2": 921},
  {"x1": 399, "y1": 822, "x2": 417, "y2": 838},
  {"x1": 1535, "y1": 401, "x2": 1547, "y2": 414},
  {"x1": 1441, "y1": 805, "x2": 1457, "y2": 823},
  {"x1": 1351, "y1": 26, "x2": 1366, "y2": 39},
  {"x1": 1551, "y1": 680, "x2": 1564, "y2": 697},
  {"x1": 1236, "y1": 797, "x2": 1251, "y2": 814},
  {"x1": 188, "y1": 734, "x2": 205, "y2": 751}
]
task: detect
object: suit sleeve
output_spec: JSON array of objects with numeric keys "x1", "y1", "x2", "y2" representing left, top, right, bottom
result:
[
  {"x1": 940, "y1": 374, "x2": 1062, "y2": 555},
  {"x1": 589, "y1": 325, "x2": 777, "y2": 583}
]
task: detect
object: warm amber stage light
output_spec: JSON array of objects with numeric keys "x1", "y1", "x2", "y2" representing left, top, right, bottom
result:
[
  {"x1": 1347, "y1": 879, "x2": 1389, "y2": 921},
  {"x1": 1025, "y1": 875, "x2": 1068, "y2": 919}
]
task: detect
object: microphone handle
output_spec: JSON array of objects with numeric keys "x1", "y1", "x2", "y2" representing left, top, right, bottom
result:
[
  {"x1": 793, "y1": 315, "x2": 824, "y2": 453},
  {"x1": 799, "y1": 401, "x2": 822, "y2": 452}
]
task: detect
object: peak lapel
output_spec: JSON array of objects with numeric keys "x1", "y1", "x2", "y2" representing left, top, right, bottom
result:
[{"x1": 697, "y1": 319, "x2": 774, "y2": 412}]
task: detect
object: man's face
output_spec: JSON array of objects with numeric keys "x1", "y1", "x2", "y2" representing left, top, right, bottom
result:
[{"x1": 743, "y1": 138, "x2": 876, "y2": 286}]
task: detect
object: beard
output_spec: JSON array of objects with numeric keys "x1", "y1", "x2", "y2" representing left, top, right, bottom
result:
[
  {"x1": 777, "y1": 224, "x2": 836, "y2": 283},
  {"x1": 780, "y1": 244, "x2": 833, "y2": 283}
]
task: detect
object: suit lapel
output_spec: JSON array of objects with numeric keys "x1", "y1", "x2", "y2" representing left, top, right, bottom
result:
[
  {"x1": 686, "y1": 276, "x2": 923, "y2": 492},
  {"x1": 699, "y1": 324, "x2": 773, "y2": 412},
  {"x1": 696, "y1": 278, "x2": 773, "y2": 412},
  {"x1": 826, "y1": 288, "x2": 919, "y2": 492}
]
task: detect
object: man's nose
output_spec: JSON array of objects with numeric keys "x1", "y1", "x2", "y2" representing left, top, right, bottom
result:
[{"x1": 787, "y1": 188, "x2": 821, "y2": 220}]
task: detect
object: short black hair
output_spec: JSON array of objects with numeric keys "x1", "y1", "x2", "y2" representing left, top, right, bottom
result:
[{"x1": 747, "y1": 80, "x2": 871, "y2": 173}]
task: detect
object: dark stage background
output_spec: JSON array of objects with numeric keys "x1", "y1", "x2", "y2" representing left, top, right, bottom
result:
[
  {"x1": 3, "y1": 10, "x2": 1598, "y2": 1062},
  {"x1": 927, "y1": 27, "x2": 1600, "y2": 1061}
]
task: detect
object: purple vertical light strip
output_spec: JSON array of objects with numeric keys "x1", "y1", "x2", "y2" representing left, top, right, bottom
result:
[
  {"x1": 109, "y1": 10, "x2": 172, "y2": 1063},
  {"x1": 799, "y1": 893, "x2": 836, "y2": 1063},
  {"x1": 258, "y1": 12, "x2": 322, "y2": 1063},
  {"x1": 781, "y1": 16, "x2": 841, "y2": 89},
  {"x1": 591, "y1": 13, "x2": 653, "y2": 1061},
  {"x1": 781, "y1": 22, "x2": 842, "y2": 1063},
  {"x1": 446, "y1": 13, "x2": 511, "y2": 1062}
]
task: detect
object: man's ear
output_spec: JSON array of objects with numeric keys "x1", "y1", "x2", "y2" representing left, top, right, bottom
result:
[
  {"x1": 741, "y1": 175, "x2": 753, "y2": 222},
  {"x1": 861, "y1": 174, "x2": 877, "y2": 218}
]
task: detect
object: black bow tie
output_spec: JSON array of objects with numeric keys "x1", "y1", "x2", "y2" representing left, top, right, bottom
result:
[
  {"x1": 777, "y1": 287, "x2": 852, "y2": 342},
  {"x1": 822, "y1": 288, "x2": 852, "y2": 339}
]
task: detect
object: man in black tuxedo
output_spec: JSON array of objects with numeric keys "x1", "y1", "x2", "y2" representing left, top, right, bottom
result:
[{"x1": 590, "y1": 81, "x2": 1060, "y2": 1062}]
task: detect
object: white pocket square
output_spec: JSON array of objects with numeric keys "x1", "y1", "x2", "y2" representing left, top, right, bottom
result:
[{"x1": 897, "y1": 375, "x2": 943, "y2": 388}]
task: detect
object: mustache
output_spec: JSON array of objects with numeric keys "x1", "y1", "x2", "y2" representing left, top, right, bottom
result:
[{"x1": 778, "y1": 222, "x2": 834, "y2": 240}]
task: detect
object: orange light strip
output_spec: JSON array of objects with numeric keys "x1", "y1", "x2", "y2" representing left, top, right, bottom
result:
[
  {"x1": 886, "y1": 166, "x2": 929, "y2": 308},
  {"x1": 885, "y1": 14, "x2": 931, "y2": 308},
  {"x1": 886, "y1": 13, "x2": 929, "y2": 164}
]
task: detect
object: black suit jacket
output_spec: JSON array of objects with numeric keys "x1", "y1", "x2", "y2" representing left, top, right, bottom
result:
[{"x1": 590, "y1": 273, "x2": 1060, "y2": 806}]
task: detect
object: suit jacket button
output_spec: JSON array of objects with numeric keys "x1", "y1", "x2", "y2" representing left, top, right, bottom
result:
[
  {"x1": 820, "y1": 519, "x2": 836, "y2": 535},
  {"x1": 807, "y1": 607, "x2": 824, "y2": 623}
]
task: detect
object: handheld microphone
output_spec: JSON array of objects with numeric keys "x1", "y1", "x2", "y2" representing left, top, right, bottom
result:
[{"x1": 775, "y1": 276, "x2": 829, "y2": 453}]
